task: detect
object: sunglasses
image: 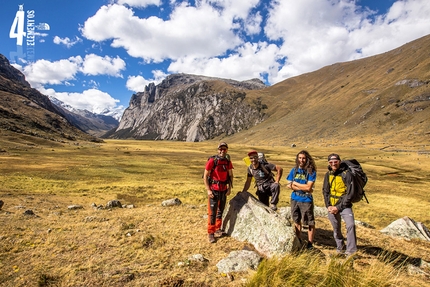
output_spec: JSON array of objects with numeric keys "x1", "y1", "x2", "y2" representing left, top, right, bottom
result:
[
  {"x1": 329, "y1": 160, "x2": 339, "y2": 164},
  {"x1": 249, "y1": 156, "x2": 258, "y2": 160},
  {"x1": 218, "y1": 148, "x2": 227, "y2": 151}
]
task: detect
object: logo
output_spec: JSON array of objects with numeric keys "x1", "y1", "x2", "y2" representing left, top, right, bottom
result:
[{"x1": 9, "y1": 4, "x2": 50, "y2": 63}]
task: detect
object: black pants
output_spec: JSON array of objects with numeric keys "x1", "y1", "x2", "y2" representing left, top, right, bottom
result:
[
  {"x1": 207, "y1": 190, "x2": 227, "y2": 234},
  {"x1": 257, "y1": 182, "x2": 280, "y2": 206}
]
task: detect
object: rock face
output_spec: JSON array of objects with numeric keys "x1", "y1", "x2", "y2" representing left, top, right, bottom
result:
[
  {"x1": 222, "y1": 191, "x2": 300, "y2": 258},
  {"x1": 109, "y1": 74, "x2": 267, "y2": 141},
  {"x1": 380, "y1": 216, "x2": 430, "y2": 241}
]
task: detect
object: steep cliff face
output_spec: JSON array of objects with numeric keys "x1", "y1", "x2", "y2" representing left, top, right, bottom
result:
[{"x1": 110, "y1": 74, "x2": 267, "y2": 141}]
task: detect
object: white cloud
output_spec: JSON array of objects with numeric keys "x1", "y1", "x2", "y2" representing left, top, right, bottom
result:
[
  {"x1": 168, "y1": 41, "x2": 281, "y2": 81},
  {"x1": 264, "y1": 0, "x2": 430, "y2": 83},
  {"x1": 80, "y1": 54, "x2": 126, "y2": 77},
  {"x1": 115, "y1": 0, "x2": 161, "y2": 8},
  {"x1": 41, "y1": 87, "x2": 120, "y2": 114},
  {"x1": 53, "y1": 36, "x2": 82, "y2": 48},
  {"x1": 126, "y1": 70, "x2": 168, "y2": 92},
  {"x1": 22, "y1": 57, "x2": 82, "y2": 86},
  {"x1": 80, "y1": 2, "x2": 244, "y2": 62}
]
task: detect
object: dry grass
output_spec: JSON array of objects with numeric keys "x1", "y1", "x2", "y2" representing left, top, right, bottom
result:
[{"x1": 0, "y1": 138, "x2": 429, "y2": 286}]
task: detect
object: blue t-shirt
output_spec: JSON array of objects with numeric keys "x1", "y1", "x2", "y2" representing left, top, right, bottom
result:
[{"x1": 287, "y1": 167, "x2": 316, "y2": 203}]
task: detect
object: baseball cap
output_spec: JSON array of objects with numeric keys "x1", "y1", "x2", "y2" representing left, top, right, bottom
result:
[
  {"x1": 328, "y1": 153, "x2": 341, "y2": 161},
  {"x1": 218, "y1": 142, "x2": 228, "y2": 149},
  {"x1": 248, "y1": 150, "x2": 258, "y2": 157}
]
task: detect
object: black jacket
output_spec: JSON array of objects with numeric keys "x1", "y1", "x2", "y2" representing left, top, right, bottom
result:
[{"x1": 322, "y1": 163, "x2": 354, "y2": 212}]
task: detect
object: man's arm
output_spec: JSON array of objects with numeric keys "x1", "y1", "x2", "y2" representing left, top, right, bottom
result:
[
  {"x1": 291, "y1": 180, "x2": 314, "y2": 193},
  {"x1": 274, "y1": 165, "x2": 283, "y2": 183},
  {"x1": 203, "y1": 169, "x2": 213, "y2": 198},
  {"x1": 227, "y1": 169, "x2": 233, "y2": 195},
  {"x1": 242, "y1": 175, "x2": 252, "y2": 192}
]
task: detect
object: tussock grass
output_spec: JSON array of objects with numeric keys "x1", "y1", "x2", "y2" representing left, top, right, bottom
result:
[
  {"x1": 0, "y1": 139, "x2": 429, "y2": 286},
  {"x1": 246, "y1": 252, "x2": 399, "y2": 287}
]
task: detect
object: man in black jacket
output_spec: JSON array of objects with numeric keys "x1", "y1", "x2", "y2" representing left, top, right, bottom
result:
[{"x1": 322, "y1": 153, "x2": 357, "y2": 256}]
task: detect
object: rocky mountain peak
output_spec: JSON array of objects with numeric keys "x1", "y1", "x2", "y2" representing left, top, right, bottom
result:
[{"x1": 107, "y1": 73, "x2": 268, "y2": 141}]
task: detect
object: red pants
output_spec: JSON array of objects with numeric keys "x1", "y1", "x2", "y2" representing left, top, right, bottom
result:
[{"x1": 207, "y1": 190, "x2": 227, "y2": 234}]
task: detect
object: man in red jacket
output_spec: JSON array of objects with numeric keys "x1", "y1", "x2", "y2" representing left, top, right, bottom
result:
[{"x1": 203, "y1": 142, "x2": 234, "y2": 243}]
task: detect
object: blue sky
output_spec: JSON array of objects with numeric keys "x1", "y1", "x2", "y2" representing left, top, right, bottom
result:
[{"x1": 1, "y1": 0, "x2": 429, "y2": 116}]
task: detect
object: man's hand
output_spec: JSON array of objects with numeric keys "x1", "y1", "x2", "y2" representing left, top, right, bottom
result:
[
  {"x1": 207, "y1": 189, "x2": 214, "y2": 198},
  {"x1": 328, "y1": 206, "x2": 339, "y2": 214}
]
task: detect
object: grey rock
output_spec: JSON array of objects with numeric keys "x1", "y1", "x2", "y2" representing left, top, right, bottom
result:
[
  {"x1": 162, "y1": 198, "x2": 182, "y2": 207},
  {"x1": 216, "y1": 250, "x2": 262, "y2": 273},
  {"x1": 68, "y1": 205, "x2": 83, "y2": 210},
  {"x1": 188, "y1": 254, "x2": 208, "y2": 262},
  {"x1": 23, "y1": 210, "x2": 35, "y2": 216},
  {"x1": 380, "y1": 216, "x2": 430, "y2": 241},
  {"x1": 106, "y1": 200, "x2": 122, "y2": 208},
  {"x1": 222, "y1": 191, "x2": 300, "y2": 258}
]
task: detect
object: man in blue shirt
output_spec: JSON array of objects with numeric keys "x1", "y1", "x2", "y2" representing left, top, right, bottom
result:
[{"x1": 286, "y1": 150, "x2": 317, "y2": 249}]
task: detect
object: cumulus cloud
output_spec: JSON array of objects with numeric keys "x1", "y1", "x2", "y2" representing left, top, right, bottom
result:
[
  {"x1": 264, "y1": 0, "x2": 430, "y2": 83},
  {"x1": 41, "y1": 87, "x2": 120, "y2": 114},
  {"x1": 115, "y1": 0, "x2": 161, "y2": 8},
  {"x1": 80, "y1": 2, "x2": 243, "y2": 62},
  {"x1": 80, "y1": 54, "x2": 126, "y2": 77},
  {"x1": 126, "y1": 70, "x2": 168, "y2": 92},
  {"x1": 53, "y1": 36, "x2": 82, "y2": 48},
  {"x1": 22, "y1": 57, "x2": 82, "y2": 86}
]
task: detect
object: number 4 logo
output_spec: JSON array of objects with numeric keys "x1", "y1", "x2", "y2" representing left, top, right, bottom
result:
[{"x1": 9, "y1": 5, "x2": 26, "y2": 46}]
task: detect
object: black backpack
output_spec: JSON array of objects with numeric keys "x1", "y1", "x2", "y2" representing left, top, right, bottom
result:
[{"x1": 340, "y1": 159, "x2": 369, "y2": 203}]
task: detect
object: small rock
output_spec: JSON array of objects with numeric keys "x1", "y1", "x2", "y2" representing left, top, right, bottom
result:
[{"x1": 68, "y1": 205, "x2": 83, "y2": 210}]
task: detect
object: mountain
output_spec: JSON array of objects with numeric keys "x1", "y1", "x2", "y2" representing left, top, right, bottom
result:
[
  {"x1": 0, "y1": 54, "x2": 100, "y2": 143},
  {"x1": 109, "y1": 34, "x2": 430, "y2": 147},
  {"x1": 225, "y1": 34, "x2": 430, "y2": 147},
  {"x1": 107, "y1": 74, "x2": 268, "y2": 141},
  {"x1": 49, "y1": 97, "x2": 119, "y2": 137},
  {"x1": 2, "y1": 34, "x2": 429, "y2": 147}
]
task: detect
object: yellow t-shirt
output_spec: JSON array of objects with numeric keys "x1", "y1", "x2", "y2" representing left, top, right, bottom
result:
[{"x1": 329, "y1": 174, "x2": 347, "y2": 206}]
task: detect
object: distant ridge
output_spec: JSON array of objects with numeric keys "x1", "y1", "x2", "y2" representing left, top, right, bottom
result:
[{"x1": 225, "y1": 34, "x2": 430, "y2": 148}]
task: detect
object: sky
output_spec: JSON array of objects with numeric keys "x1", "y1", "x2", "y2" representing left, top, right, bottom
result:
[{"x1": 1, "y1": 0, "x2": 430, "y2": 116}]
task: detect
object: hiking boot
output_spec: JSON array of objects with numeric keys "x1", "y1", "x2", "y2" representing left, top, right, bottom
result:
[
  {"x1": 306, "y1": 242, "x2": 314, "y2": 250},
  {"x1": 270, "y1": 204, "x2": 277, "y2": 211},
  {"x1": 214, "y1": 229, "x2": 226, "y2": 238},
  {"x1": 208, "y1": 233, "x2": 215, "y2": 243}
]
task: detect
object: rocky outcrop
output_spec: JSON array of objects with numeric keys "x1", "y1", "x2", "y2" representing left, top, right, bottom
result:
[
  {"x1": 0, "y1": 54, "x2": 30, "y2": 88},
  {"x1": 380, "y1": 216, "x2": 430, "y2": 241},
  {"x1": 222, "y1": 191, "x2": 300, "y2": 258},
  {"x1": 110, "y1": 74, "x2": 267, "y2": 141}
]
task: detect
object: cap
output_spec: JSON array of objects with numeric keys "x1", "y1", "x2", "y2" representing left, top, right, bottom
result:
[
  {"x1": 248, "y1": 150, "x2": 258, "y2": 157},
  {"x1": 327, "y1": 153, "x2": 341, "y2": 161},
  {"x1": 218, "y1": 142, "x2": 228, "y2": 149}
]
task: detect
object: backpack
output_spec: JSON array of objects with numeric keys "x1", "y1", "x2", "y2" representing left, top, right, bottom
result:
[
  {"x1": 248, "y1": 153, "x2": 274, "y2": 183},
  {"x1": 205, "y1": 155, "x2": 232, "y2": 187},
  {"x1": 339, "y1": 159, "x2": 369, "y2": 204}
]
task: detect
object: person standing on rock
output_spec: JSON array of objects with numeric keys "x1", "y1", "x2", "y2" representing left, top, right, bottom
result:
[
  {"x1": 204, "y1": 142, "x2": 234, "y2": 243},
  {"x1": 286, "y1": 150, "x2": 317, "y2": 249},
  {"x1": 241, "y1": 150, "x2": 283, "y2": 211},
  {"x1": 322, "y1": 153, "x2": 357, "y2": 257}
]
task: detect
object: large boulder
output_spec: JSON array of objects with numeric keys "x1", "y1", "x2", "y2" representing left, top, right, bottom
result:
[
  {"x1": 222, "y1": 191, "x2": 300, "y2": 258},
  {"x1": 380, "y1": 216, "x2": 430, "y2": 241}
]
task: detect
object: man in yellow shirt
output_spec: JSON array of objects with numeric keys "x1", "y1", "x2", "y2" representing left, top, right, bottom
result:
[{"x1": 322, "y1": 153, "x2": 357, "y2": 256}]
